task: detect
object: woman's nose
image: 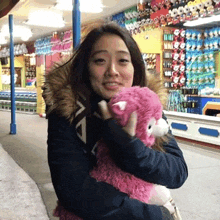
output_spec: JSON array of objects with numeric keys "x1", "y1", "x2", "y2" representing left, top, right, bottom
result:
[{"x1": 106, "y1": 61, "x2": 119, "y2": 76}]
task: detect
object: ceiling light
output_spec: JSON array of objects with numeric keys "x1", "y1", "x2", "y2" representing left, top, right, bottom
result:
[
  {"x1": 55, "y1": 0, "x2": 104, "y2": 13},
  {"x1": 183, "y1": 15, "x2": 220, "y2": 27},
  {"x1": 1, "y1": 25, "x2": 32, "y2": 41},
  {"x1": 26, "y1": 10, "x2": 65, "y2": 28}
]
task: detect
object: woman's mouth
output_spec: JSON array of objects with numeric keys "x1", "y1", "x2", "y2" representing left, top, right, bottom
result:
[{"x1": 103, "y1": 82, "x2": 120, "y2": 90}]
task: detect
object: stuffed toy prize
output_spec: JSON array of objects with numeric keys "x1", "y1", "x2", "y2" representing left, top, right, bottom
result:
[
  {"x1": 90, "y1": 87, "x2": 171, "y2": 202},
  {"x1": 178, "y1": 72, "x2": 186, "y2": 87},
  {"x1": 178, "y1": 6, "x2": 185, "y2": 22},
  {"x1": 184, "y1": 5, "x2": 192, "y2": 20},
  {"x1": 166, "y1": 12, "x2": 173, "y2": 25}
]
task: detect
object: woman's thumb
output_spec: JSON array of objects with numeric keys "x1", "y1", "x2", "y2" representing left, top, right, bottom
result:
[{"x1": 98, "y1": 100, "x2": 112, "y2": 120}]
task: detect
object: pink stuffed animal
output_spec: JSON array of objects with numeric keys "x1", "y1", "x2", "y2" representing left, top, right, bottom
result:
[
  {"x1": 90, "y1": 86, "x2": 171, "y2": 204},
  {"x1": 91, "y1": 87, "x2": 181, "y2": 219}
]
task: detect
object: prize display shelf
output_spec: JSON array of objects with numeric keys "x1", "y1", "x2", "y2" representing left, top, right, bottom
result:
[{"x1": 0, "y1": 87, "x2": 37, "y2": 114}]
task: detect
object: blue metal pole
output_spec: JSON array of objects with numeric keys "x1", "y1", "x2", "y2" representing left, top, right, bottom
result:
[
  {"x1": 9, "y1": 14, "x2": 16, "y2": 134},
  {"x1": 73, "y1": 0, "x2": 81, "y2": 49}
]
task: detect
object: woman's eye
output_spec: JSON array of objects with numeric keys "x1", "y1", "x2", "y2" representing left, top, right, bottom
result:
[
  {"x1": 94, "y1": 58, "x2": 105, "y2": 64},
  {"x1": 119, "y1": 59, "x2": 129, "y2": 63}
]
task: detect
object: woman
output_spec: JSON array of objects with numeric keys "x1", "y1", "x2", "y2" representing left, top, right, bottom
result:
[{"x1": 42, "y1": 22, "x2": 188, "y2": 219}]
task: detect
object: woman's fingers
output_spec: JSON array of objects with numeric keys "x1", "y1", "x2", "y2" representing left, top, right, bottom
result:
[
  {"x1": 98, "y1": 100, "x2": 112, "y2": 120},
  {"x1": 122, "y1": 111, "x2": 137, "y2": 137},
  {"x1": 98, "y1": 101, "x2": 137, "y2": 137}
]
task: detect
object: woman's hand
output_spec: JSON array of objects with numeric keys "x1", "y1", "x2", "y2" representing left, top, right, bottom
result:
[{"x1": 98, "y1": 100, "x2": 137, "y2": 137}]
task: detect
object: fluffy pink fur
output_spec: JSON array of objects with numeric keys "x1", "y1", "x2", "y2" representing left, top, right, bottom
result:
[
  {"x1": 109, "y1": 86, "x2": 163, "y2": 147},
  {"x1": 90, "y1": 86, "x2": 163, "y2": 204}
]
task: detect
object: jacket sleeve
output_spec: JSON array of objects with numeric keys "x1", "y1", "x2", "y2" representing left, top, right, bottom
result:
[
  {"x1": 102, "y1": 117, "x2": 188, "y2": 189},
  {"x1": 47, "y1": 112, "x2": 172, "y2": 220}
]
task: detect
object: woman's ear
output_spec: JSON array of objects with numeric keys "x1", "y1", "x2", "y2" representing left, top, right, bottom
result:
[{"x1": 111, "y1": 101, "x2": 128, "y2": 116}]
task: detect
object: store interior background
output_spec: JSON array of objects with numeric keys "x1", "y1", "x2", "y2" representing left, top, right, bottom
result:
[{"x1": 0, "y1": 0, "x2": 220, "y2": 146}]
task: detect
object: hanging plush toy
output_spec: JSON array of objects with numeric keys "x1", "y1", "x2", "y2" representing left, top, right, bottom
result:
[
  {"x1": 173, "y1": 40, "x2": 180, "y2": 50},
  {"x1": 152, "y1": 3, "x2": 159, "y2": 12},
  {"x1": 174, "y1": 29, "x2": 180, "y2": 41},
  {"x1": 179, "y1": 62, "x2": 186, "y2": 72},
  {"x1": 188, "y1": 1, "x2": 199, "y2": 19},
  {"x1": 180, "y1": 51, "x2": 186, "y2": 61},
  {"x1": 197, "y1": 62, "x2": 204, "y2": 73},
  {"x1": 178, "y1": 6, "x2": 186, "y2": 22},
  {"x1": 179, "y1": 38, "x2": 186, "y2": 51},
  {"x1": 185, "y1": 29, "x2": 192, "y2": 40},
  {"x1": 191, "y1": 62, "x2": 198, "y2": 73},
  {"x1": 166, "y1": 12, "x2": 173, "y2": 25},
  {"x1": 197, "y1": 0, "x2": 206, "y2": 17},
  {"x1": 170, "y1": 8, "x2": 180, "y2": 24},
  {"x1": 196, "y1": 40, "x2": 203, "y2": 51},
  {"x1": 178, "y1": 72, "x2": 186, "y2": 87},
  {"x1": 160, "y1": 14, "x2": 167, "y2": 26},
  {"x1": 209, "y1": 28, "x2": 214, "y2": 38},
  {"x1": 214, "y1": 0, "x2": 220, "y2": 11},
  {"x1": 205, "y1": 0, "x2": 214, "y2": 15},
  {"x1": 184, "y1": 4, "x2": 192, "y2": 20},
  {"x1": 165, "y1": 0, "x2": 172, "y2": 9},
  {"x1": 191, "y1": 40, "x2": 196, "y2": 51},
  {"x1": 197, "y1": 31, "x2": 202, "y2": 40},
  {"x1": 172, "y1": 50, "x2": 180, "y2": 61},
  {"x1": 158, "y1": 1, "x2": 165, "y2": 10},
  {"x1": 180, "y1": 29, "x2": 186, "y2": 39},
  {"x1": 153, "y1": 17, "x2": 160, "y2": 28},
  {"x1": 172, "y1": 60, "x2": 180, "y2": 72},
  {"x1": 191, "y1": 30, "x2": 197, "y2": 40},
  {"x1": 186, "y1": 40, "x2": 191, "y2": 51},
  {"x1": 171, "y1": 0, "x2": 179, "y2": 7},
  {"x1": 172, "y1": 71, "x2": 180, "y2": 88},
  {"x1": 209, "y1": 38, "x2": 214, "y2": 50}
]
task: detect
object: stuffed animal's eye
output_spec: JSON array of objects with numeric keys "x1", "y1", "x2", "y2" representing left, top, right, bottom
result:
[{"x1": 146, "y1": 118, "x2": 156, "y2": 135}]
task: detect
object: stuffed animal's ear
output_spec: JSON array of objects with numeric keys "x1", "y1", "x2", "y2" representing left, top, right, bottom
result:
[{"x1": 112, "y1": 101, "x2": 127, "y2": 111}]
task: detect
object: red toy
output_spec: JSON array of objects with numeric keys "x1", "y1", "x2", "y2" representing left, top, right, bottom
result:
[
  {"x1": 171, "y1": 71, "x2": 180, "y2": 88},
  {"x1": 178, "y1": 72, "x2": 186, "y2": 87}
]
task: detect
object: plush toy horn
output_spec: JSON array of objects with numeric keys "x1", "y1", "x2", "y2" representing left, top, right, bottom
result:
[
  {"x1": 112, "y1": 101, "x2": 127, "y2": 111},
  {"x1": 152, "y1": 118, "x2": 169, "y2": 137}
]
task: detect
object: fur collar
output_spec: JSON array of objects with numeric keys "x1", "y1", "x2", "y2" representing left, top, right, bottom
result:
[
  {"x1": 42, "y1": 61, "x2": 77, "y2": 123},
  {"x1": 42, "y1": 66, "x2": 168, "y2": 124}
]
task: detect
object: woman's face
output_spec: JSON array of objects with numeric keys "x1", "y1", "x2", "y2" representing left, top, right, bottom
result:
[{"x1": 88, "y1": 34, "x2": 134, "y2": 99}]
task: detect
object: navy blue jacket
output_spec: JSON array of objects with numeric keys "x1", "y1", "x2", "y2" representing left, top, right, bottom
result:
[{"x1": 47, "y1": 112, "x2": 188, "y2": 219}]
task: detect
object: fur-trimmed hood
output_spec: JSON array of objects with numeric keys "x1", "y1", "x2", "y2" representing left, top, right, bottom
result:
[
  {"x1": 42, "y1": 65, "x2": 168, "y2": 124},
  {"x1": 42, "y1": 61, "x2": 76, "y2": 122}
]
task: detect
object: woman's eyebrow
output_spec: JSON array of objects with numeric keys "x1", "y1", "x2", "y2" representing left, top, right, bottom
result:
[
  {"x1": 90, "y1": 50, "x2": 130, "y2": 57},
  {"x1": 117, "y1": 50, "x2": 130, "y2": 55},
  {"x1": 90, "y1": 50, "x2": 108, "y2": 57}
]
